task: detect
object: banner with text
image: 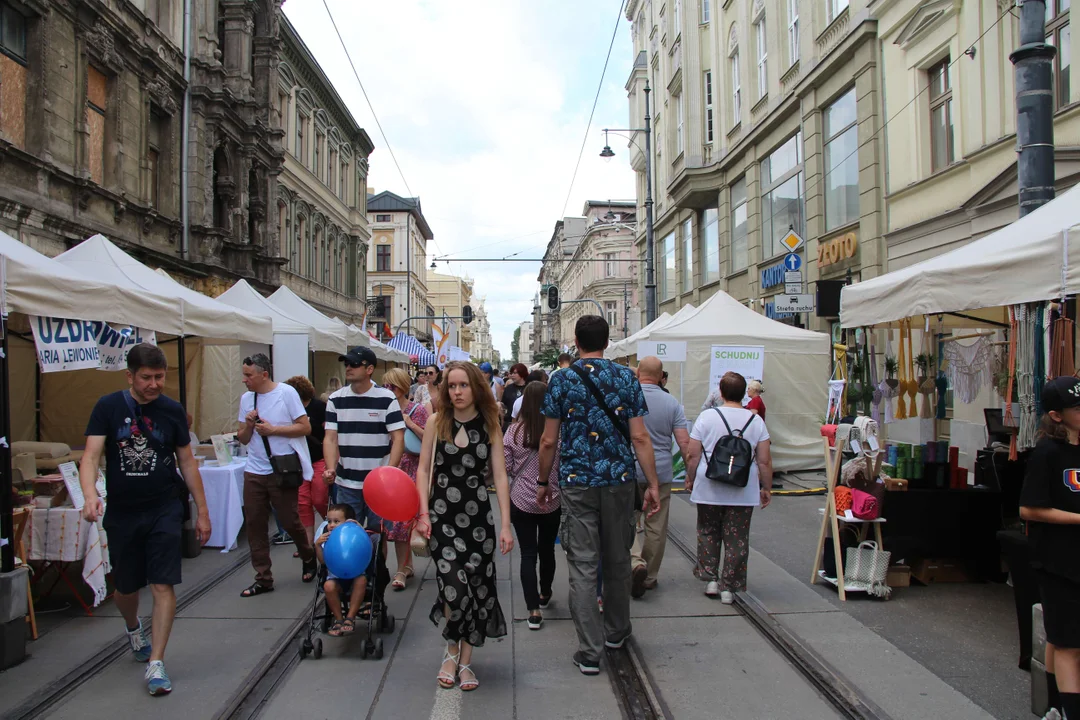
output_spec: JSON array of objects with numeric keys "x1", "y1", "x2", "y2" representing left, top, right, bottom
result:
[
  {"x1": 636, "y1": 340, "x2": 687, "y2": 362},
  {"x1": 709, "y1": 345, "x2": 765, "y2": 397},
  {"x1": 31, "y1": 316, "x2": 158, "y2": 373}
]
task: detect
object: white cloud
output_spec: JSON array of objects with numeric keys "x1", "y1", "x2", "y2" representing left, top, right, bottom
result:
[{"x1": 284, "y1": 0, "x2": 636, "y2": 358}]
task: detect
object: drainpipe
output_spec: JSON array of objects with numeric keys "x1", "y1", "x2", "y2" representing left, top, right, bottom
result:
[
  {"x1": 1010, "y1": 0, "x2": 1057, "y2": 217},
  {"x1": 180, "y1": 0, "x2": 192, "y2": 259}
]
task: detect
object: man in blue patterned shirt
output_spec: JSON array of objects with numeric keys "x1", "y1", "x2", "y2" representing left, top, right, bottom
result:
[{"x1": 538, "y1": 315, "x2": 661, "y2": 676}]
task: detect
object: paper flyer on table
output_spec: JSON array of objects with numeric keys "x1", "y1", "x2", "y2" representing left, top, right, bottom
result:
[{"x1": 59, "y1": 461, "x2": 84, "y2": 510}]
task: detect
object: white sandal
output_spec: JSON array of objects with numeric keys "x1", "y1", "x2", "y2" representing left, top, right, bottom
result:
[
  {"x1": 458, "y1": 663, "x2": 478, "y2": 692},
  {"x1": 437, "y1": 645, "x2": 459, "y2": 689}
]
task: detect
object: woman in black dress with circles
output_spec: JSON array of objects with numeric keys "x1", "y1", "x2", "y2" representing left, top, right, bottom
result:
[{"x1": 416, "y1": 361, "x2": 514, "y2": 692}]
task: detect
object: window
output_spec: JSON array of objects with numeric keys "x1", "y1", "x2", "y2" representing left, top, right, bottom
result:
[
  {"x1": 327, "y1": 150, "x2": 335, "y2": 189},
  {"x1": 827, "y1": 0, "x2": 848, "y2": 23},
  {"x1": 375, "y1": 214, "x2": 392, "y2": 222},
  {"x1": 86, "y1": 66, "x2": 108, "y2": 185},
  {"x1": 755, "y1": 18, "x2": 767, "y2": 100},
  {"x1": 340, "y1": 161, "x2": 348, "y2": 199},
  {"x1": 928, "y1": 58, "x2": 954, "y2": 171},
  {"x1": 1048, "y1": 1, "x2": 1071, "y2": 108},
  {"x1": 605, "y1": 301, "x2": 619, "y2": 329},
  {"x1": 701, "y1": 0, "x2": 710, "y2": 24},
  {"x1": 787, "y1": 0, "x2": 799, "y2": 66},
  {"x1": 704, "y1": 71, "x2": 714, "y2": 143},
  {"x1": 603, "y1": 252, "x2": 617, "y2": 277},
  {"x1": 296, "y1": 216, "x2": 306, "y2": 274},
  {"x1": 0, "y1": 3, "x2": 26, "y2": 149},
  {"x1": 681, "y1": 218, "x2": 693, "y2": 292},
  {"x1": 760, "y1": 133, "x2": 804, "y2": 258},
  {"x1": 374, "y1": 295, "x2": 392, "y2": 322},
  {"x1": 660, "y1": 231, "x2": 676, "y2": 301},
  {"x1": 296, "y1": 114, "x2": 306, "y2": 163},
  {"x1": 0, "y1": 4, "x2": 26, "y2": 62},
  {"x1": 314, "y1": 132, "x2": 323, "y2": 179},
  {"x1": 148, "y1": 111, "x2": 164, "y2": 209},
  {"x1": 730, "y1": 178, "x2": 748, "y2": 272},
  {"x1": 278, "y1": 93, "x2": 288, "y2": 134},
  {"x1": 823, "y1": 88, "x2": 859, "y2": 231},
  {"x1": 673, "y1": 0, "x2": 680, "y2": 36},
  {"x1": 731, "y1": 51, "x2": 741, "y2": 126},
  {"x1": 376, "y1": 244, "x2": 391, "y2": 271},
  {"x1": 701, "y1": 206, "x2": 719, "y2": 283},
  {"x1": 676, "y1": 93, "x2": 684, "y2": 155}
]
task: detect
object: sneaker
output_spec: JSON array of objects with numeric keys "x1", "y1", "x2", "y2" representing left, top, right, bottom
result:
[
  {"x1": 271, "y1": 531, "x2": 293, "y2": 546},
  {"x1": 1041, "y1": 710, "x2": 1062, "y2": 720},
  {"x1": 145, "y1": 661, "x2": 172, "y2": 696},
  {"x1": 631, "y1": 565, "x2": 648, "y2": 599},
  {"x1": 705, "y1": 580, "x2": 720, "y2": 597},
  {"x1": 527, "y1": 614, "x2": 543, "y2": 631},
  {"x1": 604, "y1": 632, "x2": 630, "y2": 650},
  {"x1": 720, "y1": 591, "x2": 734, "y2": 605},
  {"x1": 126, "y1": 620, "x2": 152, "y2": 662},
  {"x1": 539, "y1": 595, "x2": 551, "y2": 609},
  {"x1": 573, "y1": 651, "x2": 600, "y2": 676}
]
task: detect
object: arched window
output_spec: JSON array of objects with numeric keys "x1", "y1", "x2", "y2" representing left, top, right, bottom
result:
[
  {"x1": 313, "y1": 227, "x2": 322, "y2": 280},
  {"x1": 277, "y1": 200, "x2": 289, "y2": 265},
  {"x1": 295, "y1": 214, "x2": 307, "y2": 275}
]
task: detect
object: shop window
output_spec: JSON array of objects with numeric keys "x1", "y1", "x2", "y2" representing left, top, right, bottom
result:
[
  {"x1": 730, "y1": 178, "x2": 748, "y2": 272},
  {"x1": 823, "y1": 88, "x2": 858, "y2": 231},
  {"x1": 928, "y1": 58, "x2": 954, "y2": 172},
  {"x1": 1048, "y1": 1, "x2": 1071, "y2": 108},
  {"x1": 681, "y1": 217, "x2": 693, "y2": 293},
  {"x1": 660, "y1": 231, "x2": 676, "y2": 301},
  {"x1": 376, "y1": 244, "x2": 391, "y2": 271},
  {"x1": 703, "y1": 70, "x2": 714, "y2": 143},
  {"x1": 701, "y1": 205, "x2": 719, "y2": 283},
  {"x1": 86, "y1": 66, "x2": 108, "y2": 185},
  {"x1": 755, "y1": 17, "x2": 767, "y2": 100},
  {"x1": 0, "y1": 2, "x2": 26, "y2": 149},
  {"x1": 760, "y1": 133, "x2": 803, "y2": 258}
]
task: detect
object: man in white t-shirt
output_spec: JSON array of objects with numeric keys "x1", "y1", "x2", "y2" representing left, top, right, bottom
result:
[
  {"x1": 684, "y1": 371, "x2": 772, "y2": 604},
  {"x1": 236, "y1": 353, "x2": 316, "y2": 597}
]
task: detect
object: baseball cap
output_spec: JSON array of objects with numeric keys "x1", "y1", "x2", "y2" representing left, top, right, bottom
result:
[
  {"x1": 339, "y1": 346, "x2": 378, "y2": 367},
  {"x1": 478, "y1": 362, "x2": 493, "y2": 374},
  {"x1": 1042, "y1": 376, "x2": 1080, "y2": 412}
]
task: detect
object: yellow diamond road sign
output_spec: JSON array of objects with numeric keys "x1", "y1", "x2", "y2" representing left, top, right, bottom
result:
[{"x1": 780, "y1": 229, "x2": 804, "y2": 253}]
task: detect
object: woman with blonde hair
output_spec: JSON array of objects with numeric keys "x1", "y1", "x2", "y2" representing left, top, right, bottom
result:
[
  {"x1": 416, "y1": 361, "x2": 514, "y2": 692},
  {"x1": 381, "y1": 367, "x2": 429, "y2": 590},
  {"x1": 320, "y1": 376, "x2": 342, "y2": 404}
]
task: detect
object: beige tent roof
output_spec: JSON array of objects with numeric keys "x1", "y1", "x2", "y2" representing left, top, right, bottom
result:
[
  {"x1": 0, "y1": 231, "x2": 183, "y2": 334},
  {"x1": 216, "y1": 280, "x2": 341, "y2": 352},
  {"x1": 266, "y1": 286, "x2": 358, "y2": 354}
]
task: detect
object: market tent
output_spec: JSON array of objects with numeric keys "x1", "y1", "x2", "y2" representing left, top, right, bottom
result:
[
  {"x1": 268, "y1": 286, "x2": 366, "y2": 351},
  {"x1": 216, "y1": 280, "x2": 341, "y2": 352},
  {"x1": 387, "y1": 333, "x2": 437, "y2": 365},
  {"x1": 606, "y1": 312, "x2": 671, "y2": 359},
  {"x1": 840, "y1": 182, "x2": 1080, "y2": 328},
  {"x1": 55, "y1": 235, "x2": 274, "y2": 344},
  {"x1": 649, "y1": 290, "x2": 830, "y2": 472}
]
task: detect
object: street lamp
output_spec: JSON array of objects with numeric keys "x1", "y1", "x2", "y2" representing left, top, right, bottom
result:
[{"x1": 600, "y1": 81, "x2": 655, "y2": 325}]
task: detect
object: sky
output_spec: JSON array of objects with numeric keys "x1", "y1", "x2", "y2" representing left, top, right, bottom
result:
[{"x1": 284, "y1": 0, "x2": 637, "y2": 360}]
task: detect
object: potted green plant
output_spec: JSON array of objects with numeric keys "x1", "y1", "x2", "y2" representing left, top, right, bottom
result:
[
  {"x1": 915, "y1": 353, "x2": 933, "y2": 383},
  {"x1": 884, "y1": 356, "x2": 899, "y2": 391}
]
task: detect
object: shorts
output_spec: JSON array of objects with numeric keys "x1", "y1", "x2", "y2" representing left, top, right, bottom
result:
[
  {"x1": 103, "y1": 500, "x2": 183, "y2": 594},
  {"x1": 1039, "y1": 571, "x2": 1080, "y2": 648},
  {"x1": 334, "y1": 484, "x2": 385, "y2": 531}
]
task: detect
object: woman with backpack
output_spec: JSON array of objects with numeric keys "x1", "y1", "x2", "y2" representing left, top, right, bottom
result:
[{"x1": 684, "y1": 371, "x2": 773, "y2": 603}]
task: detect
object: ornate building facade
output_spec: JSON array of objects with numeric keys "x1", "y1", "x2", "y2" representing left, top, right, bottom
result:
[{"x1": 366, "y1": 190, "x2": 433, "y2": 341}]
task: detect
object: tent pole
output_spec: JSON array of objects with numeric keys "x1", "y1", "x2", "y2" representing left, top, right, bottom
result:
[
  {"x1": 34, "y1": 358, "x2": 40, "y2": 442},
  {"x1": 178, "y1": 335, "x2": 187, "y2": 409},
  {"x1": 1, "y1": 317, "x2": 14, "y2": 572}
]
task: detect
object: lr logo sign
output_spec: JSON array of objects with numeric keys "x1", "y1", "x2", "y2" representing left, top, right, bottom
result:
[{"x1": 636, "y1": 340, "x2": 687, "y2": 362}]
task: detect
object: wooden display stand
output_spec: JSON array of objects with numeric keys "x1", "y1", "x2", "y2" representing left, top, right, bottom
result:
[{"x1": 810, "y1": 436, "x2": 886, "y2": 601}]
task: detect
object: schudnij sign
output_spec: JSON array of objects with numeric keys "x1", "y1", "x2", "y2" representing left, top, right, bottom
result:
[
  {"x1": 30, "y1": 316, "x2": 157, "y2": 373},
  {"x1": 709, "y1": 345, "x2": 765, "y2": 400}
]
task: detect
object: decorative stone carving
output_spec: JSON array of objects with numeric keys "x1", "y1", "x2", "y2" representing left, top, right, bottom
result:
[
  {"x1": 728, "y1": 23, "x2": 739, "y2": 56},
  {"x1": 145, "y1": 76, "x2": 178, "y2": 115},
  {"x1": 753, "y1": 0, "x2": 765, "y2": 21},
  {"x1": 114, "y1": 200, "x2": 126, "y2": 223},
  {"x1": 84, "y1": 19, "x2": 123, "y2": 73}
]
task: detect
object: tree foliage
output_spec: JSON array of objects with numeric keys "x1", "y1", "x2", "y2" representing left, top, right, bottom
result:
[{"x1": 511, "y1": 327, "x2": 521, "y2": 363}]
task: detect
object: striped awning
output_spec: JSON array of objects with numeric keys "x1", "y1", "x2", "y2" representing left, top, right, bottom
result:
[{"x1": 386, "y1": 334, "x2": 436, "y2": 366}]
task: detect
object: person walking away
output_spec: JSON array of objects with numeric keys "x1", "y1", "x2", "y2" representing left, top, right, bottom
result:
[
  {"x1": 537, "y1": 315, "x2": 661, "y2": 676},
  {"x1": 500, "y1": 363, "x2": 528, "y2": 429},
  {"x1": 630, "y1": 357, "x2": 690, "y2": 598},
  {"x1": 505, "y1": 381, "x2": 561, "y2": 630},
  {"x1": 745, "y1": 380, "x2": 766, "y2": 418},
  {"x1": 429, "y1": 370, "x2": 443, "y2": 413},
  {"x1": 80, "y1": 343, "x2": 211, "y2": 696},
  {"x1": 550, "y1": 353, "x2": 573, "y2": 378},
  {"x1": 684, "y1": 372, "x2": 772, "y2": 604},
  {"x1": 1020, "y1": 376, "x2": 1080, "y2": 720},
  {"x1": 381, "y1": 367, "x2": 429, "y2": 590},
  {"x1": 415, "y1": 361, "x2": 514, "y2": 691},
  {"x1": 284, "y1": 376, "x2": 329, "y2": 554},
  {"x1": 236, "y1": 353, "x2": 317, "y2": 597},
  {"x1": 480, "y1": 361, "x2": 504, "y2": 403},
  {"x1": 511, "y1": 370, "x2": 549, "y2": 421},
  {"x1": 322, "y1": 346, "x2": 405, "y2": 529}
]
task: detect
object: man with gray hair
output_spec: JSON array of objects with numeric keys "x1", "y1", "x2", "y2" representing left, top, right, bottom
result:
[{"x1": 631, "y1": 356, "x2": 690, "y2": 598}]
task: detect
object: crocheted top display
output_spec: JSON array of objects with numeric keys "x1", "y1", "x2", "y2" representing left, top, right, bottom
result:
[{"x1": 941, "y1": 336, "x2": 991, "y2": 405}]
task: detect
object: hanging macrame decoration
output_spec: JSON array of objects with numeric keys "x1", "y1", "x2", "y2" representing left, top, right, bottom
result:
[
  {"x1": 1004, "y1": 306, "x2": 1019, "y2": 461},
  {"x1": 870, "y1": 336, "x2": 883, "y2": 424},
  {"x1": 1050, "y1": 305, "x2": 1075, "y2": 379},
  {"x1": 941, "y1": 335, "x2": 991, "y2": 404},
  {"x1": 1017, "y1": 304, "x2": 1039, "y2": 452},
  {"x1": 878, "y1": 330, "x2": 900, "y2": 423},
  {"x1": 827, "y1": 345, "x2": 847, "y2": 425},
  {"x1": 916, "y1": 322, "x2": 936, "y2": 420}
]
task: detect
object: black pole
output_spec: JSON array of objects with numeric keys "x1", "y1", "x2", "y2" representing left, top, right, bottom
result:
[
  {"x1": 643, "y1": 81, "x2": 656, "y2": 325},
  {"x1": 1010, "y1": 0, "x2": 1057, "y2": 217},
  {"x1": 177, "y1": 335, "x2": 187, "y2": 409},
  {"x1": 1, "y1": 318, "x2": 13, "y2": 572}
]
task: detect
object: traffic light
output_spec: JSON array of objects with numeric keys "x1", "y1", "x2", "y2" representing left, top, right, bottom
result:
[
  {"x1": 462, "y1": 305, "x2": 474, "y2": 325},
  {"x1": 546, "y1": 285, "x2": 560, "y2": 310}
]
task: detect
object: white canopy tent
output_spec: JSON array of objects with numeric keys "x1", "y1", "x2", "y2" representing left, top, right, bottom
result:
[
  {"x1": 606, "y1": 312, "x2": 671, "y2": 359},
  {"x1": 840, "y1": 182, "x2": 1080, "y2": 328},
  {"x1": 648, "y1": 291, "x2": 830, "y2": 472},
  {"x1": 268, "y1": 286, "x2": 364, "y2": 351},
  {"x1": 216, "y1": 280, "x2": 341, "y2": 353}
]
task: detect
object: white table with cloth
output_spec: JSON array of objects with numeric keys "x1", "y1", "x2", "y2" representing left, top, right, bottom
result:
[
  {"x1": 200, "y1": 459, "x2": 247, "y2": 552},
  {"x1": 26, "y1": 507, "x2": 111, "y2": 610}
]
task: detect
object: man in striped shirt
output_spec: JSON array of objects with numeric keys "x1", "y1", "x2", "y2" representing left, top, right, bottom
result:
[{"x1": 323, "y1": 346, "x2": 405, "y2": 528}]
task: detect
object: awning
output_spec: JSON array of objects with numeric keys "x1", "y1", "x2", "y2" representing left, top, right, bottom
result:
[
  {"x1": 216, "y1": 280, "x2": 342, "y2": 352},
  {"x1": 267, "y1": 285, "x2": 362, "y2": 352},
  {"x1": 387, "y1": 333, "x2": 436, "y2": 365}
]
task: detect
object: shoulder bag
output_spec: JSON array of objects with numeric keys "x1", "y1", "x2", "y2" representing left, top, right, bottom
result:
[
  {"x1": 403, "y1": 403, "x2": 423, "y2": 456},
  {"x1": 254, "y1": 392, "x2": 303, "y2": 489}
]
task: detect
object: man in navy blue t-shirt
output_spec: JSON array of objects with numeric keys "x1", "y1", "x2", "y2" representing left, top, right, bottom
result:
[{"x1": 81, "y1": 343, "x2": 210, "y2": 697}]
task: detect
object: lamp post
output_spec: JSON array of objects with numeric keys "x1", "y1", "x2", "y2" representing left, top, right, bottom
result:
[{"x1": 601, "y1": 81, "x2": 655, "y2": 325}]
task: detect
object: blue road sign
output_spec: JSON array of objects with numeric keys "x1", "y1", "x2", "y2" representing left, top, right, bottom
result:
[{"x1": 783, "y1": 253, "x2": 802, "y2": 271}]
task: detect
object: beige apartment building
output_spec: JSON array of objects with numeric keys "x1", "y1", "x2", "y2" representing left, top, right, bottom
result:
[
  {"x1": 427, "y1": 270, "x2": 475, "y2": 353},
  {"x1": 366, "y1": 191, "x2": 434, "y2": 342},
  {"x1": 625, "y1": 0, "x2": 887, "y2": 334}
]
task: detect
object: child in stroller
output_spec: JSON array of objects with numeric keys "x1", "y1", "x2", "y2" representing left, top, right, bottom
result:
[{"x1": 315, "y1": 503, "x2": 372, "y2": 636}]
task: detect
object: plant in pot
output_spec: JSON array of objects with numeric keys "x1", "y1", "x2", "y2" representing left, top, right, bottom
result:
[
  {"x1": 915, "y1": 353, "x2": 933, "y2": 383},
  {"x1": 848, "y1": 358, "x2": 867, "y2": 411},
  {"x1": 884, "y1": 356, "x2": 899, "y2": 391}
]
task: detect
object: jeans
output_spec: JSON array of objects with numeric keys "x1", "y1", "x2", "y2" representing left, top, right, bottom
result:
[
  {"x1": 510, "y1": 505, "x2": 560, "y2": 611},
  {"x1": 560, "y1": 482, "x2": 636, "y2": 664}
]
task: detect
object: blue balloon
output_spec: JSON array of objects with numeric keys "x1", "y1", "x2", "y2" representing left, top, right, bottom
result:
[{"x1": 323, "y1": 522, "x2": 372, "y2": 580}]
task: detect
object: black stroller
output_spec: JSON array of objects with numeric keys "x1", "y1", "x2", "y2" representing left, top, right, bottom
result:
[{"x1": 300, "y1": 530, "x2": 397, "y2": 660}]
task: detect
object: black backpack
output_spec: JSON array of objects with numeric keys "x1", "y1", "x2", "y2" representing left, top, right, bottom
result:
[{"x1": 704, "y1": 409, "x2": 757, "y2": 487}]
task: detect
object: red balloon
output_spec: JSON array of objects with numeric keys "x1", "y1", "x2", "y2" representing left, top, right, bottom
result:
[{"x1": 362, "y1": 466, "x2": 419, "y2": 522}]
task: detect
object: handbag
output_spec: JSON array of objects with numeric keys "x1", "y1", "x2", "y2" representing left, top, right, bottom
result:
[
  {"x1": 850, "y1": 487, "x2": 880, "y2": 520},
  {"x1": 403, "y1": 403, "x2": 423, "y2": 456},
  {"x1": 834, "y1": 485, "x2": 852, "y2": 514},
  {"x1": 254, "y1": 393, "x2": 303, "y2": 489},
  {"x1": 845, "y1": 540, "x2": 892, "y2": 598},
  {"x1": 410, "y1": 439, "x2": 436, "y2": 558}
]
